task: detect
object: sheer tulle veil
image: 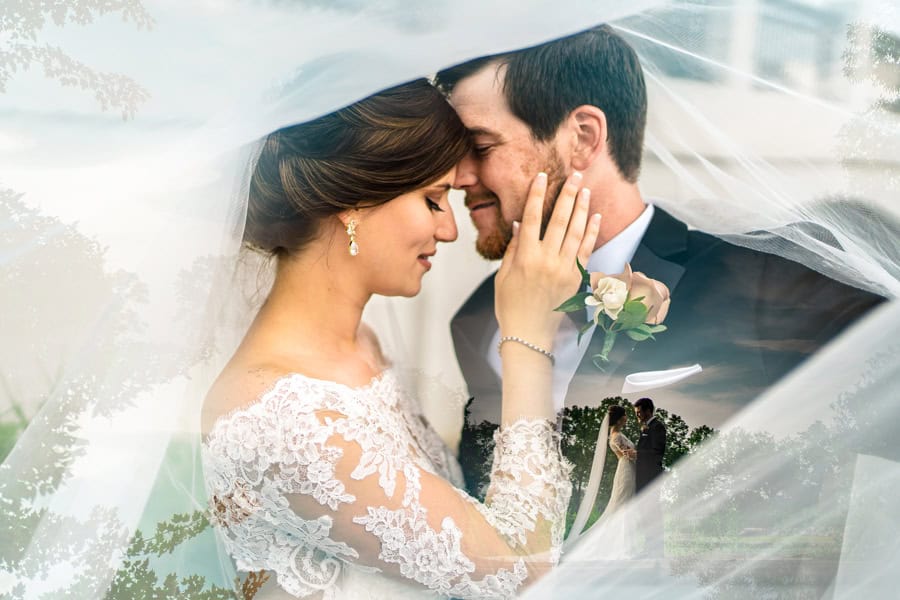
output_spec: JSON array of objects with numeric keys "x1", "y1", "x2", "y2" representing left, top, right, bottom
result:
[{"x1": 2, "y1": 0, "x2": 898, "y2": 597}]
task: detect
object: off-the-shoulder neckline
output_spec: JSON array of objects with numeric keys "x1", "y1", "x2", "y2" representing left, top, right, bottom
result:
[{"x1": 204, "y1": 368, "x2": 395, "y2": 441}]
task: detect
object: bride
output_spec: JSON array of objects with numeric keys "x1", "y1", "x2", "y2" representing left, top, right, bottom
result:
[
  {"x1": 200, "y1": 78, "x2": 601, "y2": 598},
  {"x1": 2, "y1": 2, "x2": 897, "y2": 598},
  {"x1": 590, "y1": 404, "x2": 637, "y2": 558},
  {"x1": 604, "y1": 405, "x2": 636, "y2": 518}
]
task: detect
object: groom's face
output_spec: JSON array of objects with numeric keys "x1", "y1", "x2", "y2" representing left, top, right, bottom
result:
[
  {"x1": 449, "y1": 62, "x2": 567, "y2": 260},
  {"x1": 635, "y1": 405, "x2": 647, "y2": 424}
]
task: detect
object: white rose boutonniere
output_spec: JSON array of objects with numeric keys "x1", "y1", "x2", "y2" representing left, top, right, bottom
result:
[{"x1": 556, "y1": 262, "x2": 671, "y2": 367}]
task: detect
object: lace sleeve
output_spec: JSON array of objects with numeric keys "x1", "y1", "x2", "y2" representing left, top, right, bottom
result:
[
  {"x1": 609, "y1": 432, "x2": 625, "y2": 458},
  {"x1": 204, "y1": 380, "x2": 571, "y2": 600},
  {"x1": 290, "y1": 413, "x2": 571, "y2": 599}
]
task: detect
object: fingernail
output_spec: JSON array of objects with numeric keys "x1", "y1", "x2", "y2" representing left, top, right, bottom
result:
[
  {"x1": 581, "y1": 189, "x2": 591, "y2": 201},
  {"x1": 572, "y1": 171, "x2": 583, "y2": 181},
  {"x1": 512, "y1": 220, "x2": 520, "y2": 235},
  {"x1": 536, "y1": 172, "x2": 547, "y2": 181}
]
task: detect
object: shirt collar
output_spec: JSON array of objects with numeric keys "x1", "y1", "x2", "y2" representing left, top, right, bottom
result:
[{"x1": 586, "y1": 203, "x2": 654, "y2": 275}]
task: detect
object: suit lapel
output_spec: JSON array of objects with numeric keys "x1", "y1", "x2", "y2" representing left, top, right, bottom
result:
[
  {"x1": 632, "y1": 206, "x2": 688, "y2": 295},
  {"x1": 563, "y1": 207, "x2": 690, "y2": 406}
]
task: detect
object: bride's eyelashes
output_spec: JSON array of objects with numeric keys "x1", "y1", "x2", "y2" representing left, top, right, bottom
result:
[{"x1": 426, "y1": 197, "x2": 445, "y2": 212}]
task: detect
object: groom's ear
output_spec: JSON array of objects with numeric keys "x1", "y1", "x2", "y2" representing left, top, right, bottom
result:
[{"x1": 567, "y1": 105, "x2": 607, "y2": 172}]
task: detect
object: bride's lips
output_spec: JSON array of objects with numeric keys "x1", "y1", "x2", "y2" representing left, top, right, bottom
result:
[{"x1": 417, "y1": 252, "x2": 435, "y2": 270}]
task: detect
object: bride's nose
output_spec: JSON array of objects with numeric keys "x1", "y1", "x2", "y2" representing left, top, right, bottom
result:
[{"x1": 435, "y1": 204, "x2": 458, "y2": 243}]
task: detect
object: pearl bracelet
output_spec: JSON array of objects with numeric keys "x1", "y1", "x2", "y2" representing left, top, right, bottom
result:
[{"x1": 497, "y1": 336, "x2": 556, "y2": 365}]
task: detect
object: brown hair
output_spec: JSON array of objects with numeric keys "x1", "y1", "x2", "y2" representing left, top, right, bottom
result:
[
  {"x1": 435, "y1": 25, "x2": 647, "y2": 183},
  {"x1": 244, "y1": 78, "x2": 472, "y2": 257}
]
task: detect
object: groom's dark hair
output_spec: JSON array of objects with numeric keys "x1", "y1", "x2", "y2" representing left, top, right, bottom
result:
[
  {"x1": 634, "y1": 397, "x2": 654, "y2": 413},
  {"x1": 435, "y1": 24, "x2": 647, "y2": 183}
]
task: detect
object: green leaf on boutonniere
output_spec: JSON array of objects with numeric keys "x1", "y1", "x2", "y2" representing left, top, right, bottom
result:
[
  {"x1": 625, "y1": 329, "x2": 653, "y2": 341},
  {"x1": 615, "y1": 301, "x2": 649, "y2": 330},
  {"x1": 647, "y1": 324, "x2": 667, "y2": 334},
  {"x1": 555, "y1": 292, "x2": 594, "y2": 313},
  {"x1": 577, "y1": 258, "x2": 590, "y2": 287},
  {"x1": 633, "y1": 323, "x2": 654, "y2": 336}
]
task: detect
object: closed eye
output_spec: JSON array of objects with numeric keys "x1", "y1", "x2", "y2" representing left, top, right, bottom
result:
[{"x1": 474, "y1": 145, "x2": 494, "y2": 157}]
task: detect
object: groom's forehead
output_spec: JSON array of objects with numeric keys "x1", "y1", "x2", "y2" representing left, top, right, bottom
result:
[
  {"x1": 450, "y1": 64, "x2": 512, "y2": 120},
  {"x1": 450, "y1": 69, "x2": 534, "y2": 140}
]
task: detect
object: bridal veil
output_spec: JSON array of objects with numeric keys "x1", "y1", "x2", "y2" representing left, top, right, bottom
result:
[{"x1": 2, "y1": 0, "x2": 898, "y2": 597}]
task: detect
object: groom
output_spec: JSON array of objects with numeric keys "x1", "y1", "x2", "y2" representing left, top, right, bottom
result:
[
  {"x1": 634, "y1": 398, "x2": 666, "y2": 493},
  {"x1": 635, "y1": 397, "x2": 666, "y2": 556},
  {"x1": 437, "y1": 26, "x2": 883, "y2": 507}
]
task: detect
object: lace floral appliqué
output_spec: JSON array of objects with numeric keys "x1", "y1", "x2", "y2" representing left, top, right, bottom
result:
[{"x1": 203, "y1": 371, "x2": 571, "y2": 599}]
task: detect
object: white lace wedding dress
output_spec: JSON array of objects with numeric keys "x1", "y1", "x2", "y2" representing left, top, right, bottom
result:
[
  {"x1": 606, "y1": 432, "x2": 636, "y2": 514},
  {"x1": 202, "y1": 369, "x2": 572, "y2": 599},
  {"x1": 597, "y1": 431, "x2": 636, "y2": 558}
]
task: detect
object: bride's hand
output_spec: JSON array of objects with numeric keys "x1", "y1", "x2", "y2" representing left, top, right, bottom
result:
[{"x1": 495, "y1": 171, "x2": 601, "y2": 350}]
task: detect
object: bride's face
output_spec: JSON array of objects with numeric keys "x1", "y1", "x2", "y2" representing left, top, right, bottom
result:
[{"x1": 355, "y1": 169, "x2": 458, "y2": 297}]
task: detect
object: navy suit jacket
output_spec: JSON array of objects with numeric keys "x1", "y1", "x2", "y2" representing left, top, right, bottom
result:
[
  {"x1": 636, "y1": 416, "x2": 666, "y2": 491},
  {"x1": 452, "y1": 207, "x2": 883, "y2": 495}
]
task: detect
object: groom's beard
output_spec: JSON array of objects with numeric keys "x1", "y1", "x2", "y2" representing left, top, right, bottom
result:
[
  {"x1": 472, "y1": 198, "x2": 514, "y2": 260},
  {"x1": 472, "y1": 151, "x2": 566, "y2": 261}
]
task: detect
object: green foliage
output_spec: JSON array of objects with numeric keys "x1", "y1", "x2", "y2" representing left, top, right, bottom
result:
[
  {"x1": 1, "y1": 191, "x2": 238, "y2": 598},
  {"x1": 457, "y1": 399, "x2": 499, "y2": 500},
  {"x1": 106, "y1": 511, "x2": 240, "y2": 600},
  {"x1": 0, "y1": 420, "x2": 24, "y2": 463},
  {"x1": 106, "y1": 560, "x2": 237, "y2": 600},
  {"x1": 843, "y1": 24, "x2": 900, "y2": 112},
  {"x1": 458, "y1": 397, "x2": 718, "y2": 536},
  {"x1": 0, "y1": 0, "x2": 153, "y2": 117},
  {"x1": 125, "y1": 511, "x2": 212, "y2": 557}
]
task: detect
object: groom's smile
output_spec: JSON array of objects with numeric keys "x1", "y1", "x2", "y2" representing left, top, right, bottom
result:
[{"x1": 465, "y1": 197, "x2": 497, "y2": 213}]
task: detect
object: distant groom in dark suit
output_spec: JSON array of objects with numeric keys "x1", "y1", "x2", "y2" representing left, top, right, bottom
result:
[
  {"x1": 634, "y1": 397, "x2": 666, "y2": 492},
  {"x1": 634, "y1": 396, "x2": 666, "y2": 556},
  {"x1": 436, "y1": 25, "x2": 883, "y2": 502}
]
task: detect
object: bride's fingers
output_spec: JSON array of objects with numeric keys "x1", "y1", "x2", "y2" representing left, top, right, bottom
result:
[
  {"x1": 500, "y1": 220, "x2": 522, "y2": 266},
  {"x1": 576, "y1": 213, "x2": 602, "y2": 267},
  {"x1": 518, "y1": 171, "x2": 548, "y2": 244},
  {"x1": 560, "y1": 188, "x2": 591, "y2": 260},
  {"x1": 541, "y1": 171, "x2": 583, "y2": 252}
]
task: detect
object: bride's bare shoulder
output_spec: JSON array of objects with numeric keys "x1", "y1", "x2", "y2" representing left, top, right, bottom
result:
[{"x1": 201, "y1": 363, "x2": 293, "y2": 434}]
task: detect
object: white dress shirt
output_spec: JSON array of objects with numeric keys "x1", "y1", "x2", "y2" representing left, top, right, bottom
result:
[{"x1": 487, "y1": 203, "x2": 655, "y2": 411}]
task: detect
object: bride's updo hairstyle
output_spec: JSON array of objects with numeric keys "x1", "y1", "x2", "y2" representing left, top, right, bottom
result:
[
  {"x1": 245, "y1": 78, "x2": 472, "y2": 257},
  {"x1": 608, "y1": 405, "x2": 626, "y2": 428}
]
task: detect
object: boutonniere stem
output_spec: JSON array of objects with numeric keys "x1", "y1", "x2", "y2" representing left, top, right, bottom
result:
[{"x1": 556, "y1": 261, "x2": 671, "y2": 369}]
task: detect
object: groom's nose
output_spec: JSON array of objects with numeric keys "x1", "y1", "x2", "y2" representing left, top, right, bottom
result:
[{"x1": 453, "y1": 151, "x2": 478, "y2": 189}]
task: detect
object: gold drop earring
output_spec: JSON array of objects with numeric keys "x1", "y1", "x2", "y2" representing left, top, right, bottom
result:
[{"x1": 346, "y1": 218, "x2": 359, "y2": 256}]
